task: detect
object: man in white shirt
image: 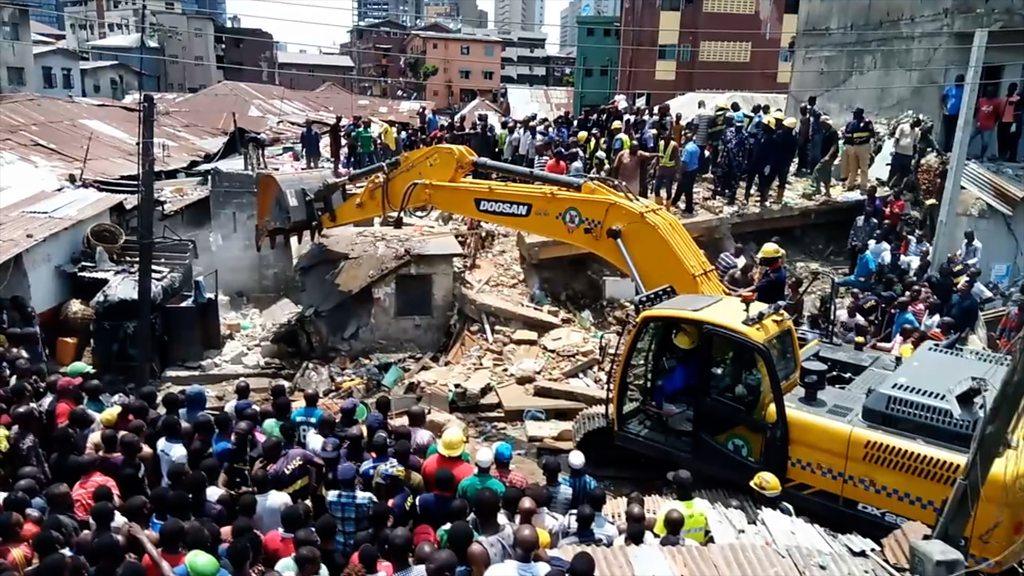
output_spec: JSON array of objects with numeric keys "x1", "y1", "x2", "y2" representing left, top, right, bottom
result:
[
  {"x1": 834, "y1": 303, "x2": 870, "y2": 344},
  {"x1": 889, "y1": 117, "x2": 921, "y2": 186},
  {"x1": 483, "y1": 525, "x2": 550, "y2": 576},
  {"x1": 155, "y1": 416, "x2": 188, "y2": 486},
  {"x1": 253, "y1": 468, "x2": 293, "y2": 533},
  {"x1": 959, "y1": 230, "x2": 983, "y2": 267}
]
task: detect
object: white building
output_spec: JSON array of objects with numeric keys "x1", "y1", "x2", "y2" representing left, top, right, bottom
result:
[
  {"x1": 32, "y1": 47, "x2": 82, "y2": 98},
  {"x1": 65, "y1": 0, "x2": 184, "y2": 50},
  {"x1": 1, "y1": 5, "x2": 33, "y2": 93},
  {"x1": 495, "y1": 0, "x2": 542, "y2": 33},
  {"x1": 150, "y1": 12, "x2": 221, "y2": 92},
  {"x1": 80, "y1": 60, "x2": 140, "y2": 99}
]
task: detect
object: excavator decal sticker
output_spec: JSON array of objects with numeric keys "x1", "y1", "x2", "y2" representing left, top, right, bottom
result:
[
  {"x1": 474, "y1": 198, "x2": 532, "y2": 217},
  {"x1": 560, "y1": 207, "x2": 583, "y2": 233}
]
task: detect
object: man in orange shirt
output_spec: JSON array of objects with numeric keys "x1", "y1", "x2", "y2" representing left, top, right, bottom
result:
[{"x1": 71, "y1": 455, "x2": 121, "y2": 520}]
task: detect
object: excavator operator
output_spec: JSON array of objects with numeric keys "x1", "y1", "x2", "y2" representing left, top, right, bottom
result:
[{"x1": 651, "y1": 325, "x2": 701, "y2": 431}]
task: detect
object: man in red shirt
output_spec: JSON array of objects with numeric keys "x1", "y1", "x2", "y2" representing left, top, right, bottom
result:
[
  {"x1": 545, "y1": 148, "x2": 568, "y2": 175},
  {"x1": 420, "y1": 428, "x2": 474, "y2": 492},
  {"x1": 263, "y1": 503, "x2": 305, "y2": 565},
  {"x1": 52, "y1": 377, "x2": 81, "y2": 427},
  {"x1": 970, "y1": 84, "x2": 1003, "y2": 160},
  {"x1": 71, "y1": 455, "x2": 121, "y2": 520}
]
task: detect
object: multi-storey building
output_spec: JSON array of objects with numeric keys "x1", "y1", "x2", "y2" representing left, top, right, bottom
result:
[
  {"x1": 573, "y1": 15, "x2": 619, "y2": 113},
  {"x1": 404, "y1": 29, "x2": 501, "y2": 109},
  {"x1": 495, "y1": 0, "x2": 541, "y2": 34},
  {"x1": 617, "y1": 0, "x2": 794, "y2": 105}
]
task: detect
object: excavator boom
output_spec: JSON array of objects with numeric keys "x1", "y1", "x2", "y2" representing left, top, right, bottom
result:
[{"x1": 256, "y1": 145, "x2": 725, "y2": 297}]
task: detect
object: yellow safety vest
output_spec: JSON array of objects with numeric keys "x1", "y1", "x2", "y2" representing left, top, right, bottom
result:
[
  {"x1": 613, "y1": 133, "x2": 630, "y2": 152},
  {"x1": 653, "y1": 499, "x2": 709, "y2": 544},
  {"x1": 658, "y1": 140, "x2": 678, "y2": 168}
]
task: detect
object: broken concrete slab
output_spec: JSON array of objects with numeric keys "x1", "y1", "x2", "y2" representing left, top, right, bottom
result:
[
  {"x1": 540, "y1": 327, "x2": 595, "y2": 357},
  {"x1": 524, "y1": 420, "x2": 574, "y2": 442},
  {"x1": 511, "y1": 329, "x2": 539, "y2": 344},
  {"x1": 458, "y1": 290, "x2": 562, "y2": 330},
  {"x1": 560, "y1": 357, "x2": 600, "y2": 378},
  {"x1": 261, "y1": 297, "x2": 300, "y2": 326},
  {"x1": 532, "y1": 380, "x2": 606, "y2": 406},
  {"x1": 496, "y1": 383, "x2": 586, "y2": 419}
]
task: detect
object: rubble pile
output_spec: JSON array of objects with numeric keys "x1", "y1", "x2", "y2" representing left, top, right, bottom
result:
[{"x1": 195, "y1": 297, "x2": 302, "y2": 373}]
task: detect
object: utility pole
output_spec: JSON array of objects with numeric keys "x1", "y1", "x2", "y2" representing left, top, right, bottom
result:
[
  {"x1": 933, "y1": 337, "x2": 1024, "y2": 559},
  {"x1": 137, "y1": 93, "x2": 155, "y2": 387},
  {"x1": 930, "y1": 29, "x2": 987, "y2": 272}
]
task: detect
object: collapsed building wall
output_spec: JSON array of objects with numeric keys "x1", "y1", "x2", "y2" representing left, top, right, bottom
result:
[{"x1": 787, "y1": 1, "x2": 1024, "y2": 121}]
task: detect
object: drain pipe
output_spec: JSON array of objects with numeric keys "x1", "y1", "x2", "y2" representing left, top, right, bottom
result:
[{"x1": 607, "y1": 226, "x2": 645, "y2": 294}]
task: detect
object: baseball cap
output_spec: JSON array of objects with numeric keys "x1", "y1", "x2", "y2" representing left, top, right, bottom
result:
[
  {"x1": 57, "y1": 376, "x2": 82, "y2": 393},
  {"x1": 365, "y1": 413, "x2": 386, "y2": 433},
  {"x1": 475, "y1": 447, "x2": 494, "y2": 469},
  {"x1": 212, "y1": 441, "x2": 233, "y2": 463},
  {"x1": 568, "y1": 450, "x2": 586, "y2": 470},
  {"x1": 320, "y1": 437, "x2": 341, "y2": 459},
  {"x1": 340, "y1": 398, "x2": 358, "y2": 416},
  {"x1": 183, "y1": 550, "x2": 221, "y2": 576},
  {"x1": 492, "y1": 441, "x2": 513, "y2": 464},
  {"x1": 336, "y1": 462, "x2": 358, "y2": 483},
  {"x1": 233, "y1": 399, "x2": 254, "y2": 416},
  {"x1": 99, "y1": 406, "x2": 122, "y2": 428},
  {"x1": 63, "y1": 361, "x2": 95, "y2": 377}
]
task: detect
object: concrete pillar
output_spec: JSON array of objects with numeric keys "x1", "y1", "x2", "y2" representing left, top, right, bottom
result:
[{"x1": 931, "y1": 29, "x2": 988, "y2": 272}]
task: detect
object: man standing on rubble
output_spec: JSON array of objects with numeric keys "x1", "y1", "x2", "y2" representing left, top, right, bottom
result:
[
  {"x1": 840, "y1": 107, "x2": 875, "y2": 191},
  {"x1": 941, "y1": 74, "x2": 965, "y2": 152},
  {"x1": 300, "y1": 120, "x2": 321, "y2": 170},
  {"x1": 329, "y1": 116, "x2": 342, "y2": 174},
  {"x1": 813, "y1": 116, "x2": 839, "y2": 197}
]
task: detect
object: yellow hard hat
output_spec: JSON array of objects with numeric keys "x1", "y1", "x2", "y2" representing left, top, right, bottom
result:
[
  {"x1": 100, "y1": 405, "x2": 122, "y2": 427},
  {"x1": 771, "y1": 110, "x2": 785, "y2": 121},
  {"x1": 783, "y1": 116, "x2": 798, "y2": 129},
  {"x1": 437, "y1": 427, "x2": 466, "y2": 458},
  {"x1": 757, "y1": 242, "x2": 783, "y2": 259},
  {"x1": 611, "y1": 120, "x2": 623, "y2": 130},
  {"x1": 750, "y1": 471, "x2": 782, "y2": 497},
  {"x1": 763, "y1": 117, "x2": 776, "y2": 130},
  {"x1": 577, "y1": 131, "x2": 588, "y2": 143},
  {"x1": 672, "y1": 325, "x2": 698, "y2": 350}
]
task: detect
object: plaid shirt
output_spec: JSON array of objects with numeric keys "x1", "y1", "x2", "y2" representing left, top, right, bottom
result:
[
  {"x1": 326, "y1": 488, "x2": 377, "y2": 556},
  {"x1": 494, "y1": 468, "x2": 529, "y2": 490}
]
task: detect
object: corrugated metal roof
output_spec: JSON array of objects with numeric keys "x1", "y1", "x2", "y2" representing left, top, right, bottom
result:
[
  {"x1": 0, "y1": 187, "x2": 125, "y2": 263},
  {"x1": 961, "y1": 160, "x2": 1024, "y2": 216},
  {"x1": 505, "y1": 84, "x2": 574, "y2": 121},
  {"x1": 276, "y1": 51, "x2": 355, "y2": 68},
  {"x1": 86, "y1": 33, "x2": 160, "y2": 48}
]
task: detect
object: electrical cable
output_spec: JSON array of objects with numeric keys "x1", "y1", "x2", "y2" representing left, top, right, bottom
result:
[
  {"x1": 5, "y1": 37, "x2": 1021, "y2": 97},
  {"x1": 20, "y1": 3, "x2": 1024, "y2": 59}
]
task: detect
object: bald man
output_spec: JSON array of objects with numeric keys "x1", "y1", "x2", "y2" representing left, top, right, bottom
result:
[{"x1": 483, "y1": 524, "x2": 550, "y2": 576}]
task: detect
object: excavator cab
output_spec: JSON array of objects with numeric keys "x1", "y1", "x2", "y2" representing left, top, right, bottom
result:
[{"x1": 610, "y1": 294, "x2": 798, "y2": 483}]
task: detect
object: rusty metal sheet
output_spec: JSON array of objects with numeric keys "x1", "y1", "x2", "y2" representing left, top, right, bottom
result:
[
  {"x1": 0, "y1": 188, "x2": 126, "y2": 263},
  {"x1": 709, "y1": 542, "x2": 802, "y2": 576},
  {"x1": 880, "y1": 520, "x2": 931, "y2": 570}
]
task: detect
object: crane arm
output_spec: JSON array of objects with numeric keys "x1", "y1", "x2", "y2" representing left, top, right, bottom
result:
[{"x1": 256, "y1": 145, "x2": 725, "y2": 297}]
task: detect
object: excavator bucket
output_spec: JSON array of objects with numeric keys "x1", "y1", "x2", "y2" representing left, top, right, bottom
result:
[{"x1": 254, "y1": 171, "x2": 336, "y2": 251}]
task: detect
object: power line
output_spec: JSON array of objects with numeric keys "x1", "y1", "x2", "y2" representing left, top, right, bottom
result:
[
  {"x1": 33, "y1": 3, "x2": 1024, "y2": 57},
  {"x1": 216, "y1": 0, "x2": 1024, "y2": 37},
  {"x1": 9, "y1": 38, "x2": 1018, "y2": 98}
]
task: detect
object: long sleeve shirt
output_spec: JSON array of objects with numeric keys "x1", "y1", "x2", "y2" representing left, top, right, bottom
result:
[{"x1": 960, "y1": 239, "x2": 982, "y2": 266}]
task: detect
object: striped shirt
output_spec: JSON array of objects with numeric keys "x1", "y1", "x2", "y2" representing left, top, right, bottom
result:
[
  {"x1": 533, "y1": 155, "x2": 550, "y2": 172},
  {"x1": 545, "y1": 482, "x2": 573, "y2": 515},
  {"x1": 716, "y1": 252, "x2": 745, "y2": 279}
]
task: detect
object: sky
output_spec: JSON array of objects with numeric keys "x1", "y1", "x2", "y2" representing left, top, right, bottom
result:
[{"x1": 227, "y1": 0, "x2": 570, "y2": 53}]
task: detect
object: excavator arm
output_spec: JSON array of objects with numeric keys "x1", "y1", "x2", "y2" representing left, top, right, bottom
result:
[{"x1": 256, "y1": 144, "x2": 725, "y2": 297}]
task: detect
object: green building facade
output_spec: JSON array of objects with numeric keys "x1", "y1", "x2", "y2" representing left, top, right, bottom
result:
[{"x1": 573, "y1": 15, "x2": 620, "y2": 115}]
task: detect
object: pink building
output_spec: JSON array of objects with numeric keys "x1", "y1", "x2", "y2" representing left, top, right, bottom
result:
[{"x1": 404, "y1": 31, "x2": 502, "y2": 111}]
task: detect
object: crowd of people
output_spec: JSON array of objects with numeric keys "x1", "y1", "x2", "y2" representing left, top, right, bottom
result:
[{"x1": 0, "y1": 346, "x2": 807, "y2": 576}]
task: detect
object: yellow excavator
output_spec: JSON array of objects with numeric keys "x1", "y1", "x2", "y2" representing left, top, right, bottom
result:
[{"x1": 255, "y1": 144, "x2": 1024, "y2": 570}]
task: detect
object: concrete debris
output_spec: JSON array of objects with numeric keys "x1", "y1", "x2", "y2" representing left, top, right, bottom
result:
[
  {"x1": 458, "y1": 289, "x2": 563, "y2": 330},
  {"x1": 523, "y1": 419, "x2": 574, "y2": 442},
  {"x1": 510, "y1": 329, "x2": 539, "y2": 344},
  {"x1": 540, "y1": 327, "x2": 596, "y2": 357},
  {"x1": 532, "y1": 380, "x2": 607, "y2": 406}
]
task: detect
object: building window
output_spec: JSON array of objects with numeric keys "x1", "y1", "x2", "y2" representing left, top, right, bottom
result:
[
  {"x1": 699, "y1": 40, "x2": 752, "y2": 62},
  {"x1": 69, "y1": 23, "x2": 75, "y2": 33},
  {"x1": 433, "y1": 90, "x2": 439, "y2": 96},
  {"x1": 657, "y1": 44, "x2": 677, "y2": 60},
  {"x1": 395, "y1": 274, "x2": 433, "y2": 316},
  {"x1": 178, "y1": 83, "x2": 184, "y2": 91},
  {"x1": 583, "y1": 68, "x2": 593, "y2": 78},
  {"x1": 42, "y1": 66, "x2": 56, "y2": 89},
  {"x1": 109, "y1": 77, "x2": 118, "y2": 90},
  {"x1": 92, "y1": 81, "x2": 100, "y2": 93},
  {"x1": 432, "y1": 42, "x2": 438, "y2": 49},
  {"x1": 61, "y1": 67, "x2": 74, "y2": 89},
  {"x1": 460, "y1": 44, "x2": 470, "y2": 55},
  {"x1": 164, "y1": 1, "x2": 174, "y2": 9},
  {"x1": 704, "y1": 0, "x2": 756, "y2": 13},
  {"x1": 194, "y1": 27, "x2": 202, "y2": 38},
  {"x1": 483, "y1": 70, "x2": 494, "y2": 80},
  {"x1": 585, "y1": 27, "x2": 594, "y2": 37},
  {"x1": 1, "y1": 20, "x2": 19, "y2": 41},
  {"x1": 678, "y1": 43, "x2": 693, "y2": 62},
  {"x1": 6, "y1": 66, "x2": 25, "y2": 87},
  {"x1": 484, "y1": 45, "x2": 494, "y2": 57},
  {"x1": 603, "y1": 28, "x2": 611, "y2": 37},
  {"x1": 194, "y1": 55, "x2": 204, "y2": 66},
  {"x1": 599, "y1": 65, "x2": 609, "y2": 76},
  {"x1": 107, "y1": 22, "x2": 114, "y2": 31},
  {"x1": 660, "y1": 0, "x2": 682, "y2": 9},
  {"x1": 458, "y1": 69, "x2": 470, "y2": 80}
]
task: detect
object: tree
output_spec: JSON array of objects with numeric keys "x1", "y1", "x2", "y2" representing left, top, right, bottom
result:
[{"x1": 420, "y1": 64, "x2": 439, "y2": 81}]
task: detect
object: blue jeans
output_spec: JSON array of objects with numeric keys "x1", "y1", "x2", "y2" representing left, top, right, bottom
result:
[{"x1": 837, "y1": 276, "x2": 872, "y2": 290}]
